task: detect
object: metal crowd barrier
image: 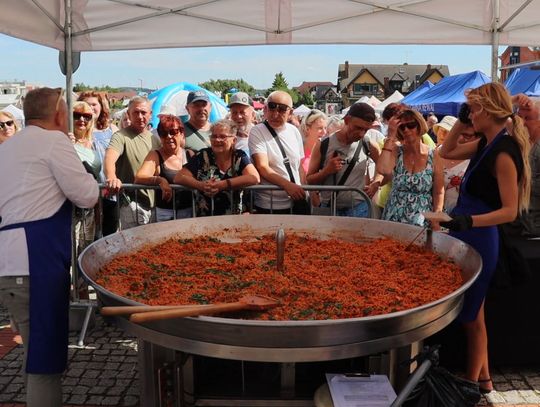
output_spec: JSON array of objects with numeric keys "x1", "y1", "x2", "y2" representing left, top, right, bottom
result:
[{"x1": 70, "y1": 183, "x2": 375, "y2": 345}]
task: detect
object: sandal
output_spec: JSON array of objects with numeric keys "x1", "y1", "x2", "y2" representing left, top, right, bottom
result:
[{"x1": 478, "y1": 378, "x2": 493, "y2": 394}]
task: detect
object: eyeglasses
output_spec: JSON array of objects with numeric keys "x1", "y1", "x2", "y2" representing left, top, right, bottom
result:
[
  {"x1": 0, "y1": 120, "x2": 15, "y2": 129},
  {"x1": 210, "y1": 134, "x2": 235, "y2": 141},
  {"x1": 73, "y1": 112, "x2": 93, "y2": 122},
  {"x1": 399, "y1": 121, "x2": 419, "y2": 131},
  {"x1": 267, "y1": 101, "x2": 291, "y2": 113},
  {"x1": 160, "y1": 128, "x2": 183, "y2": 137}
]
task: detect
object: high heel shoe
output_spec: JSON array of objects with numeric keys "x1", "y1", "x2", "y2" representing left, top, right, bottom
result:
[{"x1": 478, "y1": 378, "x2": 493, "y2": 394}]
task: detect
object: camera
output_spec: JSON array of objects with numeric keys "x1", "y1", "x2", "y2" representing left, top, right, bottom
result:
[{"x1": 458, "y1": 103, "x2": 472, "y2": 124}]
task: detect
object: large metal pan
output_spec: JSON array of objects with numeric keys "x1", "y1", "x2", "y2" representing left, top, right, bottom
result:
[{"x1": 79, "y1": 215, "x2": 481, "y2": 362}]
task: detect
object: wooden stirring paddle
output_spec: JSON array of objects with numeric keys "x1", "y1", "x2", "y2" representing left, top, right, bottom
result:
[
  {"x1": 100, "y1": 304, "x2": 213, "y2": 316},
  {"x1": 130, "y1": 295, "x2": 278, "y2": 324}
]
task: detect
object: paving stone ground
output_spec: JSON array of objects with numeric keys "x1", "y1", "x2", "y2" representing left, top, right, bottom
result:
[{"x1": 1, "y1": 305, "x2": 539, "y2": 406}]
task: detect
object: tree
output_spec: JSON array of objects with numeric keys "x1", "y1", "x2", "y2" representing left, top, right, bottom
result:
[
  {"x1": 297, "y1": 91, "x2": 315, "y2": 108},
  {"x1": 198, "y1": 79, "x2": 255, "y2": 96},
  {"x1": 72, "y1": 83, "x2": 121, "y2": 93},
  {"x1": 268, "y1": 72, "x2": 289, "y2": 92},
  {"x1": 265, "y1": 72, "x2": 298, "y2": 104}
]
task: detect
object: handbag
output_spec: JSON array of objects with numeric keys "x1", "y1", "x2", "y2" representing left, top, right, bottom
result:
[{"x1": 263, "y1": 121, "x2": 310, "y2": 214}]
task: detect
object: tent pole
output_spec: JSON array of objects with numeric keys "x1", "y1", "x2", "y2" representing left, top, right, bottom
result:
[
  {"x1": 491, "y1": 0, "x2": 500, "y2": 82},
  {"x1": 64, "y1": 0, "x2": 74, "y2": 132}
]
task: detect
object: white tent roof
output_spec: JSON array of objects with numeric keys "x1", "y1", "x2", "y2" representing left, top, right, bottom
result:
[
  {"x1": 374, "y1": 90, "x2": 404, "y2": 114},
  {"x1": 293, "y1": 104, "x2": 312, "y2": 116},
  {"x1": 1, "y1": 1, "x2": 539, "y2": 53},
  {"x1": 1, "y1": 104, "x2": 24, "y2": 121}
]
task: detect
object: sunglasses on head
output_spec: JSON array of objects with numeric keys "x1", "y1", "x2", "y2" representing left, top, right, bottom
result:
[
  {"x1": 0, "y1": 120, "x2": 14, "y2": 129},
  {"x1": 160, "y1": 128, "x2": 183, "y2": 137},
  {"x1": 267, "y1": 101, "x2": 291, "y2": 113},
  {"x1": 399, "y1": 121, "x2": 418, "y2": 131},
  {"x1": 73, "y1": 112, "x2": 93, "y2": 122}
]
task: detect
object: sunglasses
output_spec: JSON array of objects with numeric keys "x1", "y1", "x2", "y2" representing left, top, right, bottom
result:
[
  {"x1": 54, "y1": 88, "x2": 65, "y2": 113},
  {"x1": 267, "y1": 101, "x2": 291, "y2": 113},
  {"x1": 160, "y1": 128, "x2": 183, "y2": 137},
  {"x1": 0, "y1": 120, "x2": 15, "y2": 129},
  {"x1": 73, "y1": 112, "x2": 93, "y2": 122},
  {"x1": 399, "y1": 121, "x2": 419, "y2": 131}
]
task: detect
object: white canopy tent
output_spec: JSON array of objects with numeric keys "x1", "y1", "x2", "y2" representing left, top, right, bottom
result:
[
  {"x1": 374, "y1": 90, "x2": 404, "y2": 114},
  {"x1": 1, "y1": 0, "x2": 540, "y2": 124},
  {"x1": 293, "y1": 104, "x2": 312, "y2": 116}
]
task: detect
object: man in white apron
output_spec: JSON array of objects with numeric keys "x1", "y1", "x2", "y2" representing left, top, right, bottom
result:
[{"x1": 0, "y1": 88, "x2": 99, "y2": 407}]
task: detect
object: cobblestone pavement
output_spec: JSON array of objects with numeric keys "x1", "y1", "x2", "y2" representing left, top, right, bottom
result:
[{"x1": 1, "y1": 305, "x2": 539, "y2": 406}]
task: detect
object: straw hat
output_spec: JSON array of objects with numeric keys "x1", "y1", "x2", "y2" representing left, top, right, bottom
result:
[{"x1": 433, "y1": 115, "x2": 457, "y2": 133}]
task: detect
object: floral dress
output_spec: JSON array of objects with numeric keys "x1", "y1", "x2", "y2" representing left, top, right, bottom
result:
[{"x1": 382, "y1": 146, "x2": 434, "y2": 227}]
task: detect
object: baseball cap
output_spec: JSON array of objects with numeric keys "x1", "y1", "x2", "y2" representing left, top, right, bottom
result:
[
  {"x1": 228, "y1": 92, "x2": 253, "y2": 107},
  {"x1": 346, "y1": 102, "x2": 376, "y2": 122},
  {"x1": 158, "y1": 104, "x2": 176, "y2": 116},
  {"x1": 187, "y1": 90, "x2": 210, "y2": 104}
]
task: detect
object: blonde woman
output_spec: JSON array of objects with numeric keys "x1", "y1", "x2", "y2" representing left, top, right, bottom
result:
[
  {"x1": 300, "y1": 109, "x2": 327, "y2": 173},
  {"x1": 438, "y1": 82, "x2": 530, "y2": 393},
  {"x1": 0, "y1": 110, "x2": 21, "y2": 144}
]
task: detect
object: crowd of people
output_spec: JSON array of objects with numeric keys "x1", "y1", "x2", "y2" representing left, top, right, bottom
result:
[{"x1": 0, "y1": 81, "x2": 539, "y2": 405}]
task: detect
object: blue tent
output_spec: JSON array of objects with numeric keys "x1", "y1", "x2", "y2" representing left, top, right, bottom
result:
[
  {"x1": 407, "y1": 71, "x2": 491, "y2": 116},
  {"x1": 401, "y1": 81, "x2": 434, "y2": 105},
  {"x1": 148, "y1": 82, "x2": 228, "y2": 128},
  {"x1": 505, "y1": 68, "x2": 540, "y2": 97}
]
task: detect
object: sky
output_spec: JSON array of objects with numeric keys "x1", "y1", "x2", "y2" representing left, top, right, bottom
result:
[{"x1": 1, "y1": 33, "x2": 498, "y2": 91}]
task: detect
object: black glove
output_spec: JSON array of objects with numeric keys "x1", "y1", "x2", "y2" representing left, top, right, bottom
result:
[
  {"x1": 440, "y1": 214, "x2": 473, "y2": 232},
  {"x1": 458, "y1": 103, "x2": 472, "y2": 125}
]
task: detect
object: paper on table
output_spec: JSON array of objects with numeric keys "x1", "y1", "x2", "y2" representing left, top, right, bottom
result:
[
  {"x1": 423, "y1": 211, "x2": 452, "y2": 222},
  {"x1": 326, "y1": 373, "x2": 397, "y2": 407}
]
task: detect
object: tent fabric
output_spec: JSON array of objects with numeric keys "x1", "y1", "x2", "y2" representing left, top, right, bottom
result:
[
  {"x1": 406, "y1": 70, "x2": 491, "y2": 116},
  {"x1": 342, "y1": 96, "x2": 379, "y2": 114},
  {"x1": 1, "y1": 1, "x2": 540, "y2": 52},
  {"x1": 504, "y1": 68, "x2": 540, "y2": 97},
  {"x1": 1, "y1": 104, "x2": 24, "y2": 121},
  {"x1": 400, "y1": 81, "x2": 434, "y2": 105},
  {"x1": 374, "y1": 90, "x2": 404, "y2": 114},
  {"x1": 293, "y1": 104, "x2": 312, "y2": 116},
  {"x1": 149, "y1": 82, "x2": 228, "y2": 128}
]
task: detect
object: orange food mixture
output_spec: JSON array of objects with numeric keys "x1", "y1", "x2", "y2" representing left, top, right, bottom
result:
[{"x1": 97, "y1": 234, "x2": 463, "y2": 320}]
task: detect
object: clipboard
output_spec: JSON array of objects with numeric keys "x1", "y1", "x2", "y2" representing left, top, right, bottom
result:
[{"x1": 326, "y1": 373, "x2": 397, "y2": 407}]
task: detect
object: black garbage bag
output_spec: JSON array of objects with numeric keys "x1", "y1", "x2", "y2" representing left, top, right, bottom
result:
[{"x1": 401, "y1": 346, "x2": 481, "y2": 407}]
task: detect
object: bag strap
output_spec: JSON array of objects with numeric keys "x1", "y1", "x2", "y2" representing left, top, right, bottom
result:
[
  {"x1": 336, "y1": 141, "x2": 363, "y2": 186},
  {"x1": 185, "y1": 122, "x2": 211, "y2": 148},
  {"x1": 319, "y1": 137, "x2": 330, "y2": 171},
  {"x1": 264, "y1": 121, "x2": 296, "y2": 184}
]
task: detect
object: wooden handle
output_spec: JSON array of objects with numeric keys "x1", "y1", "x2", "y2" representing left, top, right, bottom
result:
[
  {"x1": 130, "y1": 302, "x2": 244, "y2": 323},
  {"x1": 100, "y1": 305, "x2": 211, "y2": 316}
]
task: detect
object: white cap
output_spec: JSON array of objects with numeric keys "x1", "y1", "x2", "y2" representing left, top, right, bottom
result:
[{"x1": 158, "y1": 104, "x2": 176, "y2": 116}]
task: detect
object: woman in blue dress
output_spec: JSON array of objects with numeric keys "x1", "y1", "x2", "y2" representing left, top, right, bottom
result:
[{"x1": 438, "y1": 82, "x2": 530, "y2": 393}]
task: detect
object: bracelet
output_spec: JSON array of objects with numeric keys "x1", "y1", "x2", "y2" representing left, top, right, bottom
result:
[
  {"x1": 382, "y1": 148, "x2": 393, "y2": 152},
  {"x1": 226, "y1": 179, "x2": 232, "y2": 190}
]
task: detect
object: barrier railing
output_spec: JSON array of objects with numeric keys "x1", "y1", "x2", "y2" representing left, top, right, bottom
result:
[{"x1": 70, "y1": 183, "x2": 375, "y2": 345}]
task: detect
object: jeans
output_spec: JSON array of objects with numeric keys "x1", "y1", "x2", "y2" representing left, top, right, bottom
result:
[{"x1": 321, "y1": 200, "x2": 369, "y2": 218}]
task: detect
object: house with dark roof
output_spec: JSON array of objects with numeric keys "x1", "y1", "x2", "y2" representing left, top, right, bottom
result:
[
  {"x1": 293, "y1": 81, "x2": 341, "y2": 114},
  {"x1": 337, "y1": 61, "x2": 449, "y2": 107}
]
